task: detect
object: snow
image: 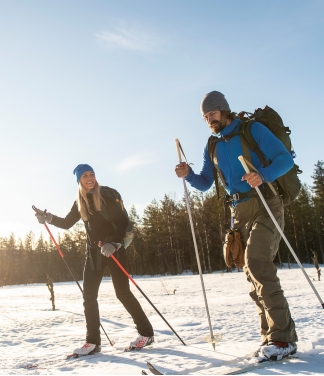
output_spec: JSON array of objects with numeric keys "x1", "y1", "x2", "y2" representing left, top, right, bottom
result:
[{"x1": 1, "y1": 264, "x2": 323, "y2": 375}]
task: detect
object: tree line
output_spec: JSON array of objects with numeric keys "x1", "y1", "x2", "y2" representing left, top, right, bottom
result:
[{"x1": 1, "y1": 160, "x2": 323, "y2": 287}]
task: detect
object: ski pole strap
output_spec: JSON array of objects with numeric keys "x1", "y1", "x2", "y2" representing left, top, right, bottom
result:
[
  {"x1": 177, "y1": 140, "x2": 189, "y2": 164},
  {"x1": 212, "y1": 142, "x2": 227, "y2": 200}
]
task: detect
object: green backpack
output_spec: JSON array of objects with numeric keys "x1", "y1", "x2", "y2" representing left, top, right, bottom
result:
[
  {"x1": 99, "y1": 186, "x2": 134, "y2": 248},
  {"x1": 208, "y1": 106, "x2": 302, "y2": 205}
]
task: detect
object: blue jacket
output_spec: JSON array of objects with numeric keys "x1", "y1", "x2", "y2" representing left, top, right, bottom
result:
[{"x1": 185, "y1": 118, "x2": 294, "y2": 200}]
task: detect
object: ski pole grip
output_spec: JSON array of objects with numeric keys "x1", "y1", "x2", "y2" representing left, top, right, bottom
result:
[
  {"x1": 238, "y1": 156, "x2": 251, "y2": 174},
  {"x1": 175, "y1": 138, "x2": 182, "y2": 163},
  {"x1": 32, "y1": 205, "x2": 43, "y2": 214}
]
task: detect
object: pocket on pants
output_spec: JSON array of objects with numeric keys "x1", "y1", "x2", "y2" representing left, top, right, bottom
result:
[{"x1": 247, "y1": 221, "x2": 277, "y2": 262}]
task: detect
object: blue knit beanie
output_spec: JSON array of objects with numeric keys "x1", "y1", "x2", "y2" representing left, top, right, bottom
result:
[{"x1": 73, "y1": 164, "x2": 94, "y2": 183}]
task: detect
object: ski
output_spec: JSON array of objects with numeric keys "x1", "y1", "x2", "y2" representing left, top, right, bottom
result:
[
  {"x1": 213, "y1": 355, "x2": 298, "y2": 375},
  {"x1": 124, "y1": 346, "x2": 143, "y2": 352},
  {"x1": 66, "y1": 353, "x2": 80, "y2": 359},
  {"x1": 146, "y1": 356, "x2": 298, "y2": 375},
  {"x1": 124, "y1": 344, "x2": 154, "y2": 352},
  {"x1": 147, "y1": 362, "x2": 163, "y2": 375},
  {"x1": 66, "y1": 351, "x2": 101, "y2": 359},
  {"x1": 22, "y1": 352, "x2": 102, "y2": 369}
]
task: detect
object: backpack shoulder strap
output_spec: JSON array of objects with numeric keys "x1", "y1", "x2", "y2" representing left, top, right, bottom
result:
[
  {"x1": 99, "y1": 186, "x2": 123, "y2": 231},
  {"x1": 240, "y1": 120, "x2": 268, "y2": 166},
  {"x1": 207, "y1": 136, "x2": 229, "y2": 199},
  {"x1": 100, "y1": 186, "x2": 120, "y2": 199},
  {"x1": 239, "y1": 123, "x2": 252, "y2": 165},
  {"x1": 207, "y1": 136, "x2": 219, "y2": 199},
  {"x1": 239, "y1": 124, "x2": 277, "y2": 196},
  {"x1": 212, "y1": 143, "x2": 227, "y2": 188},
  {"x1": 101, "y1": 186, "x2": 125, "y2": 210}
]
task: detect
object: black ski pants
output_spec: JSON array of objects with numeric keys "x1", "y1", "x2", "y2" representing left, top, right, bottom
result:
[{"x1": 83, "y1": 246, "x2": 154, "y2": 345}]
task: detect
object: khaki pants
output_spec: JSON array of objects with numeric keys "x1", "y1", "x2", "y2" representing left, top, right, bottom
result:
[{"x1": 231, "y1": 194, "x2": 298, "y2": 343}]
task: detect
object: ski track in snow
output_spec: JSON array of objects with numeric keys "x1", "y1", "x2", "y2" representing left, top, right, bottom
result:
[{"x1": 0, "y1": 264, "x2": 323, "y2": 375}]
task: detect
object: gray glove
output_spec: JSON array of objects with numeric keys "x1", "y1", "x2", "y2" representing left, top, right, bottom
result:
[
  {"x1": 35, "y1": 211, "x2": 53, "y2": 224},
  {"x1": 100, "y1": 242, "x2": 121, "y2": 257}
]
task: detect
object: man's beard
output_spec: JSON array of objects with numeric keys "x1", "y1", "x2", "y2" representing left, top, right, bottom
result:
[{"x1": 209, "y1": 119, "x2": 227, "y2": 134}]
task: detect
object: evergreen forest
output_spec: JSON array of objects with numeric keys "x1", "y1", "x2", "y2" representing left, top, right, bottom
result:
[{"x1": 1, "y1": 160, "x2": 323, "y2": 287}]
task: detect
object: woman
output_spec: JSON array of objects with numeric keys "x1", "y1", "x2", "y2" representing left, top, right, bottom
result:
[{"x1": 35, "y1": 164, "x2": 154, "y2": 355}]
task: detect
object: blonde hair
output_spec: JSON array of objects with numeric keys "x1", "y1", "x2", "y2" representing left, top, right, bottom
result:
[{"x1": 77, "y1": 181, "x2": 103, "y2": 221}]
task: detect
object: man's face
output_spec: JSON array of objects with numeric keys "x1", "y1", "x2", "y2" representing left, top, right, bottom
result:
[{"x1": 203, "y1": 110, "x2": 229, "y2": 134}]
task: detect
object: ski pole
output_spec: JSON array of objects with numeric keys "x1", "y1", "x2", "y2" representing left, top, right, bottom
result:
[
  {"x1": 32, "y1": 206, "x2": 115, "y2": 345},
  {"x1": 238, "y1": 156, "x2": 324, "y2": 309},
  {"x1": 99, "y1": 242, "x2": 186, "y2": 346},
  {"x1": 175, "y1": 139, "x2": 221, "y2": 350}
]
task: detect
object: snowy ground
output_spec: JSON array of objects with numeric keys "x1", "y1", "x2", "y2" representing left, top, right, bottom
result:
[{"x1": 1, "y1": 264, "x2": 323, "y2": 375}]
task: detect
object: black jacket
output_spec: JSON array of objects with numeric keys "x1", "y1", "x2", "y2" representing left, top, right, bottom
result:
[{"x1": 50, "y1": 186, "x2": 128, "y2": 245}]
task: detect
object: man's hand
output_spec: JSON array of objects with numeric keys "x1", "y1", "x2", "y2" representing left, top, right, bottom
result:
[
  {"x1": 100, "y1": 242, "x2": 121, "y2": 258},
  {"x1": 241, "y1": 172, "x2": 263, "y2": 188},
  {"x1": 175, "y1": 162, "x2": 190, "y2": 178}
]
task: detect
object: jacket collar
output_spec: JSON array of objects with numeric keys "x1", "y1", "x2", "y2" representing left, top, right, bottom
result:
[{"x1": 211, "y1": 118, "x2": 241, "y2": 138}]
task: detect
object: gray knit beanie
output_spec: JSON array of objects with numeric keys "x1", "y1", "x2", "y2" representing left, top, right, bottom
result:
[{"x1": 200, "y1": 91, "x2": 230, "y2": 115}]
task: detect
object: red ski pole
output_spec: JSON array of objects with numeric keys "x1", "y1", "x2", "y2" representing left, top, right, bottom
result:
[
  {"x1": 98, "y1": 242, "x2": 186, "y2": 346},
  {"x1": 32, "y1": 205, "x2": 115, "y2": 346}
]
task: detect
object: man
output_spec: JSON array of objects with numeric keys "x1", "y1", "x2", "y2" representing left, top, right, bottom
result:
[{"x1": 175, "y1": 91, "x2": 298, "y2": 360}]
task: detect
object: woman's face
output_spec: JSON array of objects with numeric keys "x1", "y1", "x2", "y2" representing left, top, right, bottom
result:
[{"x1": 80, "y1": 171, "x2": 97, "y2": 193}]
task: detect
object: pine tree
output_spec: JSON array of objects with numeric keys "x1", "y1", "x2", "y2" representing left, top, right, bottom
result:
[
  {"x1": 127, "y1": 205, "x2": 144, "y2": 276},
  {"x1": 142, "y1": 199, "x2": 164, "y2": 275},
  {"x1": 34, "y1": 234, "x2": 48, "y2": 282},
  {"x1": 294, "y1": 184, "x2": 311, "y2": 263},
  {"x1": 311, "y1": 160, "x2": 324, "y2": 263},
  {"x1": 24, "y1": 232, "x2": 35, "y2": 283},
  {"x1": 0, "y1": 237, "x2": 8, "y2": 286},
  {"x1": 160, "y1": 195, "x2": 183, "y2": 275}
]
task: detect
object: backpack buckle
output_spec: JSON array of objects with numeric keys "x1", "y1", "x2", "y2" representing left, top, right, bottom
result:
[{"x1": 232, "y1": 193, "x2": 240, "y2": 201}]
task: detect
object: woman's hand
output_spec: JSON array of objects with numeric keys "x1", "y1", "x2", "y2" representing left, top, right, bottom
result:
[
  {"x1": 100, "y1": 242, "x2": 121, "y2": 257},
  {"x1": 35, "y1": 210, "x2": 53, "y2": 224}
]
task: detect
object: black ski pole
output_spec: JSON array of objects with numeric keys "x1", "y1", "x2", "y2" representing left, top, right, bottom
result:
[
  {"x1": 101, "y1": 244, "x2": 186, "y2": 346},
  {"x1": 32, "y1": 205, "x2": 115, "y2": 346}
]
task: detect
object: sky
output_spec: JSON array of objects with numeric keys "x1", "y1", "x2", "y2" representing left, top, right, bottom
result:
[{"x1": 1, "y1": 0, "x2": 324, "y2": 241}]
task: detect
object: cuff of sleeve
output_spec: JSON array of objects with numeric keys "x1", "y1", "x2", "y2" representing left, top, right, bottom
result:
[
  {"x1": 111, "y1": 242, "x2": 122, "y2": 251},
  {"x1": 257, "y1": 168, "x2": 272, "y2": 183},
  {"x1": 184, "y1": 167, "x2": 194, "y2": 181}
]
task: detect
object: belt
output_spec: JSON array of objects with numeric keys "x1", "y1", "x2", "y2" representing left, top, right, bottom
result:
[
  {"x1": 231, "y1": 183, "x2": 278, "y2": 203},
  {"x1": 231, "y1": 190, "x2": 257, "y2": 202},
  {"x1": 87, "y1": 241, "x2": 100, "y2": 248}
]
